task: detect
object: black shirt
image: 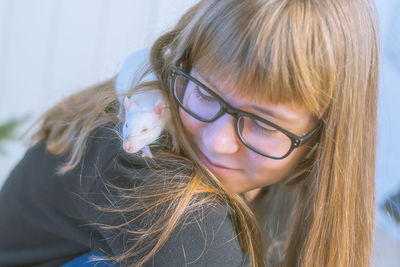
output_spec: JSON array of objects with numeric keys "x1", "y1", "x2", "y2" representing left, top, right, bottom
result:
[{"x1": 0, "y1": 126, "x2": 249, "y2": 266}]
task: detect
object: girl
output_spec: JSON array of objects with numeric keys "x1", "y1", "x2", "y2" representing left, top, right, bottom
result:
[{"x1": 0, "y1": 0, "x2": 380, "y2": 266}]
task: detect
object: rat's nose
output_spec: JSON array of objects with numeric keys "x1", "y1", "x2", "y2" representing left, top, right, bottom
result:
[
  {"x1": 123, "y1": 141, "x2": 132, "y2": 152},
  {"x1": 124, "y1": 141, "x2": 140, "y2": 153}
]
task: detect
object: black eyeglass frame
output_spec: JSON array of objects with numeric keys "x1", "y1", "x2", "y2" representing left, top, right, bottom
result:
[{"x1": 170, "y1": 63, "x2": 321, "y2": 160}]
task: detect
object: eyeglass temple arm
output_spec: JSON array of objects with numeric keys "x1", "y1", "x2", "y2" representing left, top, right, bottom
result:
[{"x1": 295, "y1": 123, "x2": 322, "y2": 147}]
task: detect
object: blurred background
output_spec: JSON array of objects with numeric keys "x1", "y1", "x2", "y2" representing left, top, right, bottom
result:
[{"x1": 0, "y1": 0, "x2": 399, "y2": 266}]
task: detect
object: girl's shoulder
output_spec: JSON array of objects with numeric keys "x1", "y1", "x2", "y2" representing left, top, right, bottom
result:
[{"x1": 0, "y1": 124, "x2": 249, "y2": 266}]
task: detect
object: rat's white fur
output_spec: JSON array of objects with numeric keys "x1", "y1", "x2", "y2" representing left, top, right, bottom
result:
[{"x1": 115, "y1": 48, "x2": 178, "y2": 156}]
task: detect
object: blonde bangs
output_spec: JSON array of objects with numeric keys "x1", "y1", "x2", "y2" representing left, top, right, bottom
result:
[{"x1": 179, "y1": 0, "x2": 339, "y2": 119}]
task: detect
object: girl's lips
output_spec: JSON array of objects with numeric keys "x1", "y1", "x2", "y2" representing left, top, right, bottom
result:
[{"x1": 198, "y1": 152, "x2": 240, "y2": 176}]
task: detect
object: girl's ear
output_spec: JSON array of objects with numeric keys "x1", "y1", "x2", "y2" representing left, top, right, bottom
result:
[
  {"x1": 154, "y1": 99, "x2": 165, "y2": 118},
  {"x1": 124, "y1": 96, "x2": 132, "y2": 110}
]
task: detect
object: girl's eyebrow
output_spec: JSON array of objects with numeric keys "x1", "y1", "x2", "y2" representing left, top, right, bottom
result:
[
  {"x1": 194, "y1": 71, "x2": 296, "y2": 123},
  {"x1": 250, "y1": 105, "x2": 297, "y2": 124}
]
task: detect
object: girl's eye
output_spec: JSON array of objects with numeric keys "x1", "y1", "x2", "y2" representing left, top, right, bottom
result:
[
  {"x1": 257, "y1": 126, "x2": 276, "y2": 136},
  {"x1": 194, "y1": 85, "x2": 216, "y2": 103},
  {"x1": 125, "y1": 124, "x2": 128, "y2": 128},
  {"x1": 254, "y1": 120, "x2": 278, "y2": 136}
]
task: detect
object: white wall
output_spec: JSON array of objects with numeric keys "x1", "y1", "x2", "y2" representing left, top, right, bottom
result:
[
  {"x1": 373, "y1": 1, "x2": 400, "y2": 266},
  {"x1": 0, "y1": 0, "x2": 198, "y2": 183},
  {"x1": 375, "y1": 0, "x2": 400, "y2": 204},
  {"x1": 0, "y1": 0, "x2": 399, "y2": 266}
]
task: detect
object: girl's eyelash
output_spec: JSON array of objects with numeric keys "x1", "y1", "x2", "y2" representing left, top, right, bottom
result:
[
  {"x1": 253, "y1": 120, "x2": 277, "y2": 136},
  {"x1": 194, "y1": 86, "x2": 215, "y2": 102},
  {"x1": 257, "y1": 126, "x2": 276, "y2": 136}
]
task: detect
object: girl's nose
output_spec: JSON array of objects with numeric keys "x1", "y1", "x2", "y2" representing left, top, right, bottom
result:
[{"x1": 202, "y1": 114, "x2": 239, "y2": 154}]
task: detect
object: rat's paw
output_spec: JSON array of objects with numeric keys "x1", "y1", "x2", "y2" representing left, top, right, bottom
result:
[
  {"x1": 141, "y1": 146, "x2": 154, "y2": 158},
  {"x1": 171, "y1": 142, "x2": 180, "y2": 154},
  {"x1": 169, "y1": 129, "x2": 180, "y2": 154}
]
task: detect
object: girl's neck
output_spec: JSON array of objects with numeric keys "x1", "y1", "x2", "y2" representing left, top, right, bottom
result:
[{"x1": 244, "y1": 188, "x2": 262, "y2": 202}]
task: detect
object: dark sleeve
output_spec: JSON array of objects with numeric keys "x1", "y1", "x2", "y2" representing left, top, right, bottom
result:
[
  {"x1": 78, "y1": 176, "x2": 250, "y2": 266},
  {"x1": 0, "y1": 125, "x2": 249, "y2": 266},
  {"x1": 144, "y1": 204, "x2": 251, "y2": 267}
]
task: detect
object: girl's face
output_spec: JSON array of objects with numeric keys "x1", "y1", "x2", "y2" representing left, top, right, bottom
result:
[{"x1": 179, "y1": 69, "x2": 319, "y2": 194}]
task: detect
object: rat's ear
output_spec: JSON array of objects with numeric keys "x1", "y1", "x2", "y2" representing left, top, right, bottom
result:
[
  {"x1": 154, "y1": 99, "x2": 165, "y2": 118},
  {"x1": 124, "y1": 96, "x2": 132, "y2": 110}
]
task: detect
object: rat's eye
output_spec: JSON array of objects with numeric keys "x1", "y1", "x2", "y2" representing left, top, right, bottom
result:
[{"x1": 141, "y1": 128, "x2": 148, "y2": 133}]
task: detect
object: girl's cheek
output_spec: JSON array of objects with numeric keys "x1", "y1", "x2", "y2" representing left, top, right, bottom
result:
[{"x1": 179, "y1": 109, "x2": 203, "y2": 134}]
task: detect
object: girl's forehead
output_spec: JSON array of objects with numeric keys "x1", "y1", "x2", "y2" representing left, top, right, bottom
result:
[{"x1": 190, "y1": 67, "x2": 316, "y2": 126}]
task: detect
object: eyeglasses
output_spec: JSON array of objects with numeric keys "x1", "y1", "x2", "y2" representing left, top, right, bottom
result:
[{"x1": 169, "y1": 64, "x2": 321, "y2": 159}]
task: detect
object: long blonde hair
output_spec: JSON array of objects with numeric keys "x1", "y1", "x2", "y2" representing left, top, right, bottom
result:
[{"x1": 29, "y1": 0, "x2": 380, "y2": 266}]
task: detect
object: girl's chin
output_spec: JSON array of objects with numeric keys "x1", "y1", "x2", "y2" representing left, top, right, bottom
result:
[{"x1": 210, "y1": 171, "x2": 252, "y2": 194}]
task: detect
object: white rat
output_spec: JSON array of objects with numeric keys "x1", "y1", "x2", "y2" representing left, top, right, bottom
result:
[
  {"x1": 121, "y1": 90, "x2": 176, "y2": 157},
  {"x1": 116, "y1": 48, "x2": 178, "y2": 157}
]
